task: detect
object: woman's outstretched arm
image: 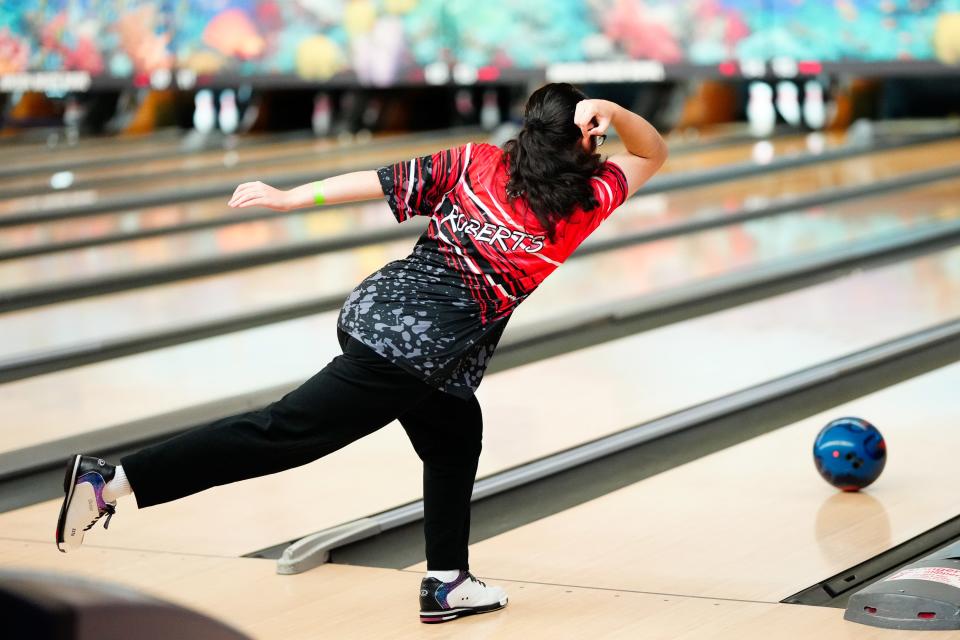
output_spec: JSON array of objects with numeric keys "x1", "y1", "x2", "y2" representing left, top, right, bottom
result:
[{"x1": 228, "y1": 170, "x2": 382, "y2": 211}]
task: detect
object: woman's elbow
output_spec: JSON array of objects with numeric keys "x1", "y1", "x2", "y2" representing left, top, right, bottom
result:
[{"x1": 652, "y1": 137, "x2": 669, "y2": 170}]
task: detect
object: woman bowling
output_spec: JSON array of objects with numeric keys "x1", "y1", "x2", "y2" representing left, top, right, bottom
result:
[{"x1": 56, "y1": 82, "x2": 667, "y2": 624}]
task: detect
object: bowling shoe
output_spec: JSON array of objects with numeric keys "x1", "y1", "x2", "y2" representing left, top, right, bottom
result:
[
  {"x1": 419, "y1": 570, "x2": 508, "y2": 623},
  {"x1": 56, "y1": 454, "x2": 118, "y2": 553}
]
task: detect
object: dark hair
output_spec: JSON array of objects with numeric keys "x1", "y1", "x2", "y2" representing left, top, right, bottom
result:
[{"x1": 502, "y1": 82, "x2": 603, "y2": 242}]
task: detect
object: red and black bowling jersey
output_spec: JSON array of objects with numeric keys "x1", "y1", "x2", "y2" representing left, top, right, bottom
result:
[{"x1": 337, "y1": 141, "x2": 628, "y2": 398}]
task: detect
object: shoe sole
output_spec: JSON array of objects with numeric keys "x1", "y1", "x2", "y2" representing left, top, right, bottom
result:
[
  {"x1": 420, "y1": 599, "x2": 507, "y2": 624},
  {"x1": 55, "y1": 455, "x2": 84, "y2": 553}
]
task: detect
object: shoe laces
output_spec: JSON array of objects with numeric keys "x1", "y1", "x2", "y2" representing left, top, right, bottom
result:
[
  {"x1": 465, "y1": 571, "x2": 486, "y2": 588},
  {"x1": 82, "y1": 503, "x2": 116, "y2": 532}
]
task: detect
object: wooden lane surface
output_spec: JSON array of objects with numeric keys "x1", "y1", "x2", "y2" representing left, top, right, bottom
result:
[
  {"x1": 0, "y1": 130, "x2": 193, "y2": 163},
  {"x1": 1, "y1": 135, "x2": 955, "y2": 281},
  {"x1": 428, "y1": 361, "x2": 960, "y2": 603},
  {"x1": 0, "y1": 130, "x2": 356, "y2": 174},
  {"x1": 0, "y1": 248, "x2": 958, "y2": 556},
  {"x1": 2, "y1": 181, "x2": 959, "y2": 445},
  {"x1": 601, "y1": 137, "x2": 960, "y2": 241},
  {"x1": 0, "y1": 132, "x2": 788, "y2": 248},
  {"x1": 0, "y1": 133, "x2": 835, "y2": 221},
  {"x1": 0, "y1": 540, "x2": 950, "y2": 639},
  {"x1": 0, "y1": 124, "x2": 760, "y2": 193},
  {"x1": 0, "y1": 132, "x2": 478, "y2": 218},
  {"x1": 0, "y1": 133, "x2": 407, "y2": 193},
  {"x1": 0, "y1": 130, "x2": 779, "y2": 255},
  {"x1": 1, "y1": 173, "x2": 958, "y2": 365}
]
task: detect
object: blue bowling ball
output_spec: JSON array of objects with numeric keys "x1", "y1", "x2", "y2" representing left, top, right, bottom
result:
[{"x1": 813, "y1": 417, "x2": 886, "y2": 491}]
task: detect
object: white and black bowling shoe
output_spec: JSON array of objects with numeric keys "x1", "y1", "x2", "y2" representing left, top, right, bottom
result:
[
  {"x1": 419, "y1": 570, "x2": 508, "y2": 623},
  {"x1": 55, "y1": 455, "x2": 118, "y2": 553}
]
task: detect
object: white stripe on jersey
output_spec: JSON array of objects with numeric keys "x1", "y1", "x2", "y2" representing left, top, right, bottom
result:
[
  {"x1": 531, "y1": 251, "x2": 562, "y2": 267},
  {"x1": 404, "y1": 158, "x2": 416, "y2": 210},
  {"x1": 464, "y1": 184, "x2": 509, "y2": 232},
  {"x1": 429, "y1": 143, "x2": 473, "y2": 212},
  {"x1": 453, "y1": 143, "x2": 473, "y2": 191},
  {"x1": 591, "y1": 175, "x2": 613, "y2": 209},
  {"x1": 481, "y1": 181, "x2": 520, "y2": 228}
]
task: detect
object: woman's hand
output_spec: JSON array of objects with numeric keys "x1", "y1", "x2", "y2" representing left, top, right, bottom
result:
[
  {"x1": 228, "y1": 181, "x2": 292, "y2": 210},
  {"x1": 574, "y1": 99, "x2": 619, "y2": 140}
]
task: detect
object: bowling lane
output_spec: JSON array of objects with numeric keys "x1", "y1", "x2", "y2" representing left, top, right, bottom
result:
[
  {"x1": 0, "y1": 129, "x2": 186, "y2": 163},
  {"x1": 1, "y1": 157, "x2": 958, "y2": 365},
  {"x1": 0, "y1": 132, "x2": 481, "y2": 219},
  {"x1": 0, "y1": 132, "x2": 844, "y2": 226},
  {"x1": 1, "y1": 244, "x2": 959, "y2": 555},
  {"x1": 512, "y1": 179, "x2": 960, "y2": 318},
  {"x1": 0, "y1": 124, "x2": 757, "y2": 195},
  {"x1": 0, "y1": 130, "x2": 303, "y2": 175},
  {"x1": 0, "y1": 125, "x2": 784, "y2": 247},
  {"x1": 0, "y1": 130, "x2": 415, "y2": 195},
  {"x1": 443, "y1": 360, "x2": 960, "y2": 604},
  {"x1": 0, "y1": 542, "x2": 917, "y2": 640},
  {"x1": 0, "y1": 133, "x2": 941, "y2": 300},
  {"x1": 3, "y1": 135, "x2": 956, "y2": 262},
  {"x1": 599, "y1": 137, "x2": 960, "y2": 241}
]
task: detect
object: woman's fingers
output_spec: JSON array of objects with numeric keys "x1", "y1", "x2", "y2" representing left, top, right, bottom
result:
[
  {"x1": 574, "y1": 100, "x2": 597, "y2": 132},
  {"x1": 228, "y1": 181, "x2": 264, "y2": 207},
  {"x1": 590, "y1": 115, "x2": 611, "y2": 136},
  {"x1": 228, "y1": 181, "x2": 286, "y2": 210},
  {"x1": 575, "y1": 99, "x2": 618, "y2": 139},
  {"x1": 578, "y1": 113, "x2": 598, "y2": 134},
  {"x1": 230, "y1": 190, "x2": 261, "y2": 208},
  {"x1": 228, "y1": 184, "x2": 249, "y2": 206},
  {"x1": 232, "y1": 193, "x2": 263, "y2": 208},
  {"x1": 576, "y1": 100, "x2": 609, "y2": 142}
]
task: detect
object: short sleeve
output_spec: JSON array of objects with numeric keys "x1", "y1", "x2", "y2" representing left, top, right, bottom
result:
[
  {"x1": 376, "y1": 143, "x2": 471, "y2": 223},
  {"x1": 589, "y1": 160, "x2": 629, "y2": 224}
]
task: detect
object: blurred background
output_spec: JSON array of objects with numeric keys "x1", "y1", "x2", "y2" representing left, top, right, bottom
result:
[{"x1": 1, "y1": 0, "x2": 959, "y2": 139}]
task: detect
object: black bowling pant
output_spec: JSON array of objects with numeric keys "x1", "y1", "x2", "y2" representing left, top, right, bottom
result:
[{"x1": 121, "y1": 328, "x2": 482, "y2": 570}]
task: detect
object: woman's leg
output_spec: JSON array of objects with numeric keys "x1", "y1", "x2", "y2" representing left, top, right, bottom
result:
[
  {"x1": 398, "y1": 390, "x2": 483, "y2": 570},
  {"x1": 120, "y1": 332, "x2": 438, "y2": 508}
]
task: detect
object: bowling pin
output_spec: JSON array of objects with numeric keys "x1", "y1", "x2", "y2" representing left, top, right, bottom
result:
[
  {"x1": 239, "y1": 95, "x2": 260, "y2": 134},
  {"x1": 454, "y1": 88, "x2": 476, "y2": 124},
  {"x1": 775, "y1": 81, "x2": 801, "y2": 127},
  {"x1": 746, "y1": 81, "x2": 776, "y2": 138},
  {"x1": 803, "y1": 80, "x2": 826, "y2": 130},
  {"x1": 480, "y1": 89, "x2": 501, "y2": 131},
  {"x1": 193, "y1": 89, "x2": 216, "y2": 135},
  {"x1": 847, "y1": 117, "x2": 875, "y2": 147},
  {"x1": 63, "y1": 95, "x2": 82, "y2": 145},
  {"x1": 361, "y1": 96, "x2": 381, "y2": 130},
  {"x1": 312, "y1": 92, "x2": 332, "y2": 137},
  {"x1": 218, "y1": 89, "x2": 239, "y2": 135}
]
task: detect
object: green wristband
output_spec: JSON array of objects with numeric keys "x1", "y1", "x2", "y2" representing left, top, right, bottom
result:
[{"x1": 313, "y1": 180, "x2": 326, "y2": 206}]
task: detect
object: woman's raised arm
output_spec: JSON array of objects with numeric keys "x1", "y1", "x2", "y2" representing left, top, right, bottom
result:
[{"x1": 574, "y1": 99, "x2": 668, "y2": 198}]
